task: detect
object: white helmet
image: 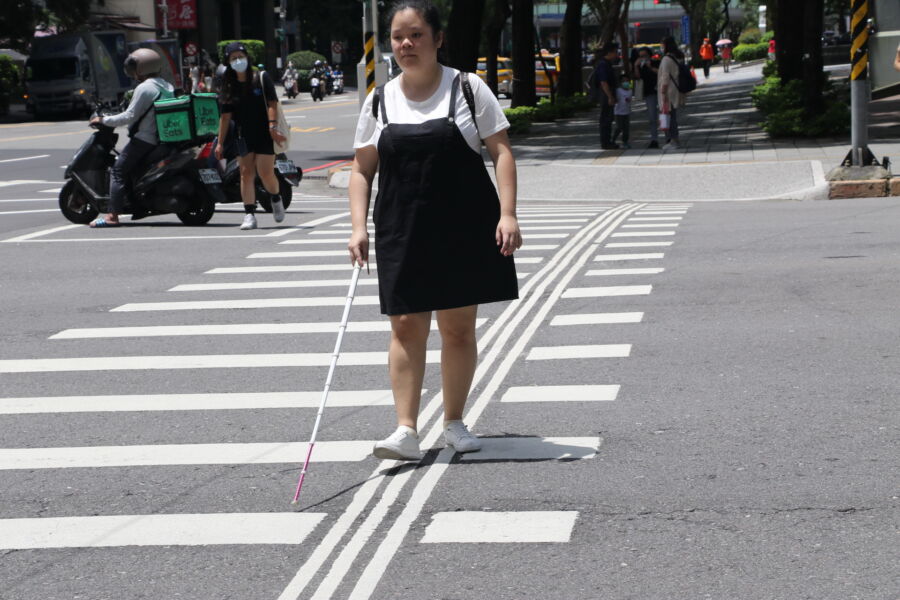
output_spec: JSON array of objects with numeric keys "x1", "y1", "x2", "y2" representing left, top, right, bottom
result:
[{"x1": 124, "y1": 48, "x2": 164, "y2": 79}]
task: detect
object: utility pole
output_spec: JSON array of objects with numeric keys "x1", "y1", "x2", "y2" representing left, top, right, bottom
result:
[
  {"x1": 279, "y1": 0, "x2": 287, "y2": 70},
  {"x1": 846, "y1": 0, "x2": 874, "y2": 166},
  {"x1": 157, "y1": 0, "x2": 170, "y2": 38},
  {"x1": 357, "y1": 0, "x2": 386, "y2": 107}
]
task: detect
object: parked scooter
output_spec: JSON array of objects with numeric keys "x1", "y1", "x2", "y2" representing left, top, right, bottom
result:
[
  {"x1": 59, "y1": 104, "x2": 223, "y2": 225},
  {"x1": 198, "y1": 133, "x2": 301, "y2": 213},
  {"x1": 310, "y1": 76, "x2": 325, "y2": 102}
]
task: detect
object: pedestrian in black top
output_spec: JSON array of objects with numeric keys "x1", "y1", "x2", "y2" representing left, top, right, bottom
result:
[
  {"x1": 215, "y1": 42, "x2": 287, "y2": 230},
  {"x1": 594, "y1": 42, "x2": 620, "y2": 149},
  {"x1": 634, "y1": 47, "x2": 660, "y2": 148},
  {"x1": 348, "y1": 0, "x2": 522, "y2": 461}
]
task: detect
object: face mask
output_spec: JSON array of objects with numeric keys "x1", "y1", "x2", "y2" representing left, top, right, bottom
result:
[{"x1": 230, "y1": 58, "x2": 248, "y2": 73}]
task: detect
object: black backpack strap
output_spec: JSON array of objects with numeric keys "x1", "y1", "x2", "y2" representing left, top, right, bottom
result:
[
  {"x1": 128, "y1": 90, "x2": 161, "y2": 138},
  {"x1": 459, "y1": 72, "x2": 478, "y2": 135},
  {"x1": 372, "y1": 85, "x2": 387, "y2": 124}
]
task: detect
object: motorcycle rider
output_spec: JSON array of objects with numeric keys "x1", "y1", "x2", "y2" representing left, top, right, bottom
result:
[
  {"x1": 310, "y1": 60, "x2": 327, "y2": 100},
  {"x1": 283, "y1": 60, "x2": 299, "y2": 97},
  {"x1": 88, "y1": 48, "x2": 174, "y2": 227}
]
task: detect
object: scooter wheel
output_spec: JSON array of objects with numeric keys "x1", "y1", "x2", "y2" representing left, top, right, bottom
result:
[
  {"x1": 58, "y1": 180, "x2": 99, "y2": 224},
  {"x1": 177, "y1": 196, "x2": 215, "y2": 226}
]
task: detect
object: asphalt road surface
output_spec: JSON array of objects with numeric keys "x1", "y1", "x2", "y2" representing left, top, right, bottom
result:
[{"x1": 0, "y1": 88, "x2": 897, "y2": 600}]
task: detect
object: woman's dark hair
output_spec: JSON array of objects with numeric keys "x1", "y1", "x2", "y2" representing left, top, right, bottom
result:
[
  {"x1": 661, "y1": 36, "x2": 683, "y2": 59},
  {"x1": 221, "y1": 64, "x2": 260, "y2": 106},
  {"x1": 386, "y1": 0, "x2": 443, "y2": 37}
]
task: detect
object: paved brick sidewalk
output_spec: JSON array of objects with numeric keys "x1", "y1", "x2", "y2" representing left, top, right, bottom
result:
[{"x1": 513, "y1": 62, "x2": 900, "y2": 174}]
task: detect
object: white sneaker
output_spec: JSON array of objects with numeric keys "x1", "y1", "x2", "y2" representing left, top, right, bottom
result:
[
  {"x1": 271, "y1": 196, "x2": 285, "y2": 223},
  {"x1": 240, "y1": 213, "x2": 257, "y2": 230},
  {"x1": 373, "y1": 425, "x2": 422, "y2": 461},
  {"x1": 443, "y1": 421, "x2": 482, "y2": 453}
]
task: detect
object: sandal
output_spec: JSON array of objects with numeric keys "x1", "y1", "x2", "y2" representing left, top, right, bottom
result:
[{"x1": 89, "y1": 217, "x2": 120, "y2": 228}]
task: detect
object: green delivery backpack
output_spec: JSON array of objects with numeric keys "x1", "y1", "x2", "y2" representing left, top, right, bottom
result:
[{"x1": 154, "y1": 93, "x2": 220, "y2": 143}]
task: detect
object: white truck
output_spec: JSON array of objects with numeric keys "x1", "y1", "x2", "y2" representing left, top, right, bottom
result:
[{"x1": 25, "y1": 31, "x2": 132, "y2": 117}]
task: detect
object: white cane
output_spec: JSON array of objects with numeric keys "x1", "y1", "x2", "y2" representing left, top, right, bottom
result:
[{"x1": 291, "y1": 263, "x2": 363, "y2": 505}]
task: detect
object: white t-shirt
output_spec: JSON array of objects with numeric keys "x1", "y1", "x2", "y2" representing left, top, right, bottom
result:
[
  {"x1": 353, "y1": 66, "x2": 509, "y2": 154},
  {"x1": 614, "y1": 87, "x2": 632, "y2": 116}
]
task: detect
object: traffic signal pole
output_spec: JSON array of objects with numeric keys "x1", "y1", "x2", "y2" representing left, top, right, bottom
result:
[{"x1": 846, "y1": 0, "x2": 875, "y2": 166}]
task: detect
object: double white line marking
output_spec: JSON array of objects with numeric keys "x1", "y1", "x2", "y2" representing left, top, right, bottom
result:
[{"x1": 277, "y1": 203, "x2": 643, "y2": 600}]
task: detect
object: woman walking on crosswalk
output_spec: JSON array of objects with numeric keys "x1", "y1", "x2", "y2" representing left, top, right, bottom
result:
[{"x1": 347, "y1": 0, "x2": 522, "y2": 461}]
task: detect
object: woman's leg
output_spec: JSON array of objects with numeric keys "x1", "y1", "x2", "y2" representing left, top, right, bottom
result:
[
  {"x1": 670, "y1": 109, "x2": 679, "y2": 143},
  {"x1": 255, "y1": 153, "x2": 279, "y2": 195},
  {"x1": 389, "y1": 311, "x2": 432, "y2": 430},
  {"x1": 436, "y1": 305, "x2": 478, "y2": 422},
  {"x1": 238, "y1": 153, "x2": 257, "y2": 207}
]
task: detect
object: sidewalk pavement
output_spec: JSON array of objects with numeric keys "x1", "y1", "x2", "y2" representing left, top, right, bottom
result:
[{"x1": 510, "y1": 62, "x2": 900, "y2": 202}]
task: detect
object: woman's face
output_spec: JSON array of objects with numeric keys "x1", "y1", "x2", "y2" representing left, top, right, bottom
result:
[{"x1": 390, "y1": 8, "x2": 442, "y2": 72}]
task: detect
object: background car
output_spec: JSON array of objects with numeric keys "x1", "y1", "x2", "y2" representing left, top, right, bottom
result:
[{"x1": 476, "y1": 56, "x2": 513, "y2": 98}]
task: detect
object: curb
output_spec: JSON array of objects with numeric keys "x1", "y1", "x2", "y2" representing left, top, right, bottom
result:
[{"x1": 828, "y1": 178, "x2": 900, "y2": 199}]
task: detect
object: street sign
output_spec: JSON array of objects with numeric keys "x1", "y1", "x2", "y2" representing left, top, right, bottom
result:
[
  {"x1": 681, "y1": 15, "x2": 691, "y2": 46},
  {"x1": 331, "y1": 41, "x2": 344, "y2": 55},
  {"x1": 184, "y1": 42, "x2": 198, "y2": 57}
]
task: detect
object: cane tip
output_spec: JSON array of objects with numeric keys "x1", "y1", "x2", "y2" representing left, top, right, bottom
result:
[{"x1": 290, "y1": 499, "x2": 299, "y2": 506}]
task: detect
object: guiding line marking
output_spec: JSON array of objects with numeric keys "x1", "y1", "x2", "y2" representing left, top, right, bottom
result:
[
  {"x1": 550, "y1": 312, "x2": 643, "y2": 326},
  {"x1": 0, "y1": 208, "x2": 58, "y2": 215},
  {"x1": 0, "y1": 154, "x2": 51, "y2": 164},
  {"x1": 51, "y1": 320, "x2": 486, "y2": 339},
  {"x1": 3, "y1": 223, "x2": 81, "y2": 243},
  {"x1": 0, "y1": 390, "x2": 404, "y2": 414},
  {"x1": 500, "y1": 385, "x2": 619, "y2": 403},
  {"x1": 420, "y1": 511, "x2": 579, "y2": 544},
  {"x1": 0, "y1": 441, "x2": 376, "y2": 469},
  {"x1": 628, "y1": 217, "x2": 683, "y2": 221},
  {"x1": 526, "y1": 344, "x2": 632, "y2": 360},
  {"x1": 169, "y1": 278, "x2": 380, "y2": 292},
  {"x1": 330, "y1": 205, "x2": 644, "y2": 600},
  {"x1": 594, "y1": 253, "x2": 664, "y2": 261},
  {"x1": 206, "y1": 264, "x2": 372, "y2": 274},
  {"x1": 621, "y1": 223, "x2": 679, "y2": 228},
  {"x1": 562, "y1": 285, "x2": 653, "y2": 298},
  {"x1": 0, "y1": 351, "x2": 440, "y2": 373},
  {"x1": 610, "y1": 231, "x2": 676, "y2": 237},
  {"x1": 0, "y1": 513, "x2": 327, "y2": 549},
  {"x1": 111, "y1": 296, "x2": 382, "y2": 312}
]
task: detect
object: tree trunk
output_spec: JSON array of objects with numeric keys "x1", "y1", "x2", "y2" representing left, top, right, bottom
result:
[
  {"x1": 558, "y1": 0, "x2": 584, "y2": 97},
  {"x1": 447, "y1": 0, "x2": 485, "y2": 72},
  {"x1": 511, "y1": 0, "x2": 536, "y2": 107},
  {"x1": 775, "y1": 0, "x2": 803, "y2": 81},
  {"x1": 801, "y1": 0, "x2": 824, "y2": 113},
  {"x1": 484, "y1": 0, "x2": 511, "y2": 95},
  {"x1": 599, "y1": 0, "x2": 624, "y2": 46}
]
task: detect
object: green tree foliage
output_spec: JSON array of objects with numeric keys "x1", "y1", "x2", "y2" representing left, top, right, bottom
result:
[{"x1": 45, "y1": 0, "x2": 92, "y2": 33}]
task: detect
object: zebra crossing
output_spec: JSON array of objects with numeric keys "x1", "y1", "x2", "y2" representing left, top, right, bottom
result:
[{"x1": 0, "y1": 201, "x2": 690, "y2": 599}]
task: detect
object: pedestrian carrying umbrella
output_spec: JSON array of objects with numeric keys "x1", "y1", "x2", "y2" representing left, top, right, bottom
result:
[
  {"x1": 716, "y1": 39, "x2": 733, "y2": 46},
  {"x1": 291, "y1": 263, "x2": 363, "y2": 505}
]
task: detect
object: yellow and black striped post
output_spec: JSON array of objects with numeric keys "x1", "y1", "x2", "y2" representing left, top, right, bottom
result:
[
  {"x1": 847, "y1": 0, "x2": 873, "y2": 166},
  {"x1": 364, "y1": 31, "x2": 376, "y2": 95},
  {"x1": 851, "y1": 0, "x2": 869, "y2": 81}
]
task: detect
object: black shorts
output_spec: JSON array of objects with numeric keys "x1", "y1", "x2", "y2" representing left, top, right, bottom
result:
[{"x1": 237, "y1": 131, "x2": 274, "y2": 157}]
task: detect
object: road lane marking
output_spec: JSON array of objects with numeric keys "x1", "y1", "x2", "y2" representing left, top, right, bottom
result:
[
  {"x1": 249, "y1": 250, "x2": 375, "y2": 258},
  {"x1": 0, "y1": 130, "x2": 86, "y2": 142},
  {"x1": 0, "y1": 351, "x2": 440, "y2": 372},
  {"x1": 550, "y1": 312, "x2": 643, "y2": 326},
  {"x1": 169, "y1": 279, "x2": 380, "y2": 292},
  {"x1": 517, "y1": 225, "x2": 581, "y2": 230},
  {"x1": 516, "y1": 244, "x2": 558, "y2": 251},
  {"x1": 621, "y1": 223, "x2": 678, "y2": 228},
  {"x1": 111, "y1": 296, "x2": 381, "y2": 311},
  {"x1": 610, "y1": 231, "x2": 676, "y2": 237},
  {"x1": 2, "y1": 223, "x2": 80, "y2": 242},
  {"x1": 0, "y1": 154, "x2": 50, "y2": 164},
  {"x1": 278, "y1": 204, "x2": 641, "y2": 600},
  {"x1": 0, "y1": 390, "x2": 404, "y2": 414},
  {"x1": 333, "y1": 206, "x2": 643, "y2": 600},
  {"x1": 0, "y1": 442, "x2": 376, "y2": 469},
  {"x1": 265, "y1": 211, "x2": 351, "y2": 238},
  {"x1": 457, "y1": 437, "x2": 601, "y2": 461},
  {"x1": 0, "y1": 513, "x2": 327, "y2": 549},
  {"x1": 420, "y1": 511, "x2": 579, "y2": 543},
  {"x1": 628, "y1": 217, "x2": 683, "y2": 221},
  {"x1": 562, "y1": 285, "x2": 652, "y2": 298},
  {"x1": 500, "y1": 385, "x2": 619, "y2": 403},
  {"x1": 0, "y1": 208, "x2": 58, "y2": 215},
  {"x1": 594, "y1": 253, "x2": 664, "y2": 261},
  {"x1": 635, "y1": 211, "x2": 687, "y2": 215},
  {"x1": 0, "y1": 198, "x2": 57, "y2": 203},
  {"x1": 518, "y1": 218, "x2": 588, "y2": 224},
  {"x1": 584, "y1": 268, "x2": 664, "y2": 276},
  {"x1": 206, "y1": 264, "x2": 374, "y2": 274},
  {"x1": 526, "y1": 344, "x2": 631, "y2": 360},
  {"x1": 606, "y1": 242, "x2": 673, "y2": 248}
]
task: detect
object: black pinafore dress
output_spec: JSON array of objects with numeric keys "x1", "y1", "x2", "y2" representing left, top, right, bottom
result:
[{"x1": 373, "y1": 74, "x2": 519, "y2": 316}]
